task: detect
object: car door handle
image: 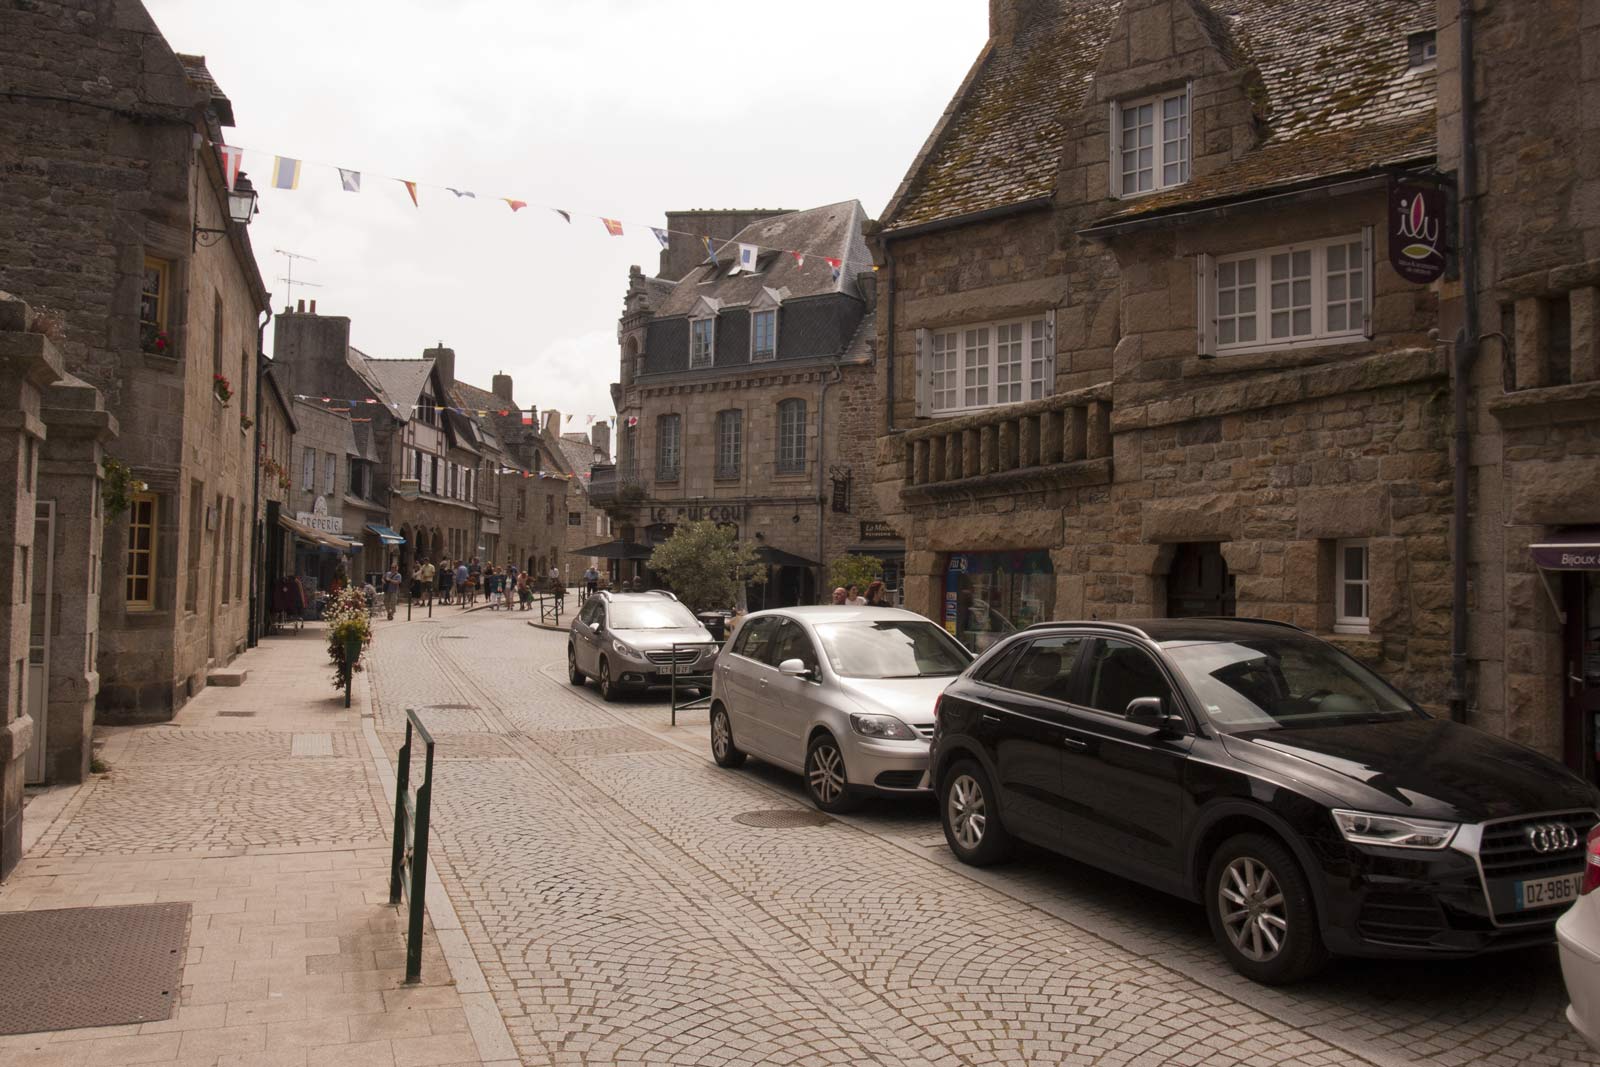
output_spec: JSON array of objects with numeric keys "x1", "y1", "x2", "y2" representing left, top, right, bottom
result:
[
  {"x1": 759, "y1": 678, "x2": 768, "y2": 688},
  {"x1": 1061, "y1": 736, "x2": 1089, "y2": 751},
  {"x1": 981, "y1": 713, "x2": 1002, "y2": 724}
]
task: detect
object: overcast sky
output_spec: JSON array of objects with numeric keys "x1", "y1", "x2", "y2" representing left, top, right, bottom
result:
[{"x1": 144, "y1": 0, "x2": 987, "y2": 428}]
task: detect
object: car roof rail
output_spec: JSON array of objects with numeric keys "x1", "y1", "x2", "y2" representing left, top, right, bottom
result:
[{"x1": 1020, "y1": 620, "x2": 1154, "y2": 639}]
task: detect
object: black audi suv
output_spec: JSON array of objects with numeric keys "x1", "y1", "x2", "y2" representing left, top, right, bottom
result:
[{"x1": 929, "y1": 618, "x2": 1600, "y2": 984}]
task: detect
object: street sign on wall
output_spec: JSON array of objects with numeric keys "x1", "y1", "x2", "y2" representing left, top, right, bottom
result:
[{"x1": 1388, "y1": 177, "x2": 1447, "y2": 284}]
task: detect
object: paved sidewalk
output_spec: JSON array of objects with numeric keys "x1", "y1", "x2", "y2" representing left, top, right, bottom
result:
[{"x1": 0, "y1": 621, "x2": 515, "y2": 1067}]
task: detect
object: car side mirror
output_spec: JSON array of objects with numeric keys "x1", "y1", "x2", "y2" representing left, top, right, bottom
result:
[
  {"x1": 777, "y1": 658, "x2": 814, "y2": 681},
  {"x1": 1126, "y1": 696, "x2": 1181, "y2": 733}
]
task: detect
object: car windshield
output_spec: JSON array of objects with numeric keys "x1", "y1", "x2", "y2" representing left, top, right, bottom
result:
[
  {"x1": 1163, "y1": 634, "x2": 1422, "y2": 731},
  {"x1": 813, "y1": 621, "x2": 973, "y2": 678},
  {"x1": 608, "y1": 600, "x2": 701, "y2": 630}
]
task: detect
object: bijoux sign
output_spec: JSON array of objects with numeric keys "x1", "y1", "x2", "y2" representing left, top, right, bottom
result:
[{"x1": 1388, "y1": 177, "x2": 1447, "y2": 284}]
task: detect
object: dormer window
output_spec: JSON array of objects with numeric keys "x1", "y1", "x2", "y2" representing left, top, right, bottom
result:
[
  {"x1": 1112, "y1": 88, "x2": 1189, "y2": 197},
  {"x1": 751, "y1": 309, "x2": 777, "y2": 362},
  {"x1": 690, "y1": 316, "x2": 715, "y2": 369}
]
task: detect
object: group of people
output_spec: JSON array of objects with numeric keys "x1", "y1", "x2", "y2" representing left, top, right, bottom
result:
[
  {"x1": 379, "y1": 557, "x2": 564, "y2": 619},
  {"x1": 830, "y1": 580, "x2": 889, "y2": 607}
]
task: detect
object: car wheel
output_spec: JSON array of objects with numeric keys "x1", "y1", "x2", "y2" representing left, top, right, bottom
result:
[
  {"x1": 567, "y1": 645, "x2": 585, "y2": 685},
  {"x1": 804, "y1": 733, "x2": 861, "y2": 813},
  {"x1": 1205, "y1": 833, "x2": 1328, "y2": 985},
  {"x1": 709, "y1": 704, "x2": 746, "y2": 769},
  {"x1": 597, "y1": 657, "x2": 617, "y2": 702},
  {"x1": 939, "y1": 759, "x2": 1012, "y2": 866}
]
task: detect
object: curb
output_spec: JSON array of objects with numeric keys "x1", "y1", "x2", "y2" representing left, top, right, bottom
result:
[
  {"x1": 524, "y1": 620, "x2": 568, "y2": 633},
  {"x1": 358, "y1": 674, "x2": 520, "y2": 1066}
]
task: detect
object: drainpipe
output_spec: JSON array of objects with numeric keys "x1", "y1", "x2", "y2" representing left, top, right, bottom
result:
[
  {"x1": 1449, "y1": 0, "x2": 1479, "y2": 724},
  {"x1": 817, "y1": 365, "x2": 844, "y2": 599},
  {"x1": 882, "y1": 251, "x2": 897, "y2": 433},
  {"x1": 246, "y1": 306, "x2": 271, "y2": 647}
]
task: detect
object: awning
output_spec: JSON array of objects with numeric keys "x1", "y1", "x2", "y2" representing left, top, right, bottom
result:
[
  {"x1": 1531, "y1": 528, "x2": 1600, "y2": 571},
  {"x1": 366, "y1": 524, "x2": 406, "y2": 546},
  {"x1": 280, "y1": 514, "x2": 357, "y2": 553},
  {"x1": 755, "y1": 545, "x2": 817, "y2": 568},
  {"x1": 570, "y1": 539, "x2": 655, "y2": 561}
]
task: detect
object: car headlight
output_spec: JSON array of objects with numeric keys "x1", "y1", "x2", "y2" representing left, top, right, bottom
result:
[
  {"x1": 1331, "y1": 809, "x2": 1458, "y2": 850},
  {"x1": 848, "y1": 714, "x2": 918, "y2": 741},
  {"x1": 611, "y1": 639, "x2": 639, "y2": 659}
]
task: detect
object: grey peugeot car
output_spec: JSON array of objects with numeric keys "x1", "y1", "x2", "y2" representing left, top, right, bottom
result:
[
  {"x1": 568, "y1": 591, "x2": 719, "y2": 700},
  {"x1": 709, "y1": 606, "x2": 974, "y2": 812}
]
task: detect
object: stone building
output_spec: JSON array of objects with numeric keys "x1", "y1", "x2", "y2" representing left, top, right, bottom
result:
[
  {"x1": 284, "y1": 398, "x2": 362, "y2": 595},
  {"x1": 1435, "y1": 0, "x2": 1600, "y2": 774},
  {"x1": 555, "y1": 421, "x2": 614, "y2": 581},
  {"x1": 271, "y1": 308, "x2": 570, "y2": 586},
  {"x1": 868, "y1": 0, "x2": 1600, "y2": 774},
  {"x1": 595, "y1": 201, "x2": 893, "y2": 607},
  {"x1": 0, "y1": 3, "x2": 270, "y2": 721},
  {"x1": 251, "y1": 360, "x2": 296, "y2": 637}
]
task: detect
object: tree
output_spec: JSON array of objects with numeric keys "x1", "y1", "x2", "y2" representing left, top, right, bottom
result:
[
  {"x1": 647, "y1": 521, "x2": 765, "y2": 614},
  {"x1": 828, "y1": 554, "x2": 883, "y2": 594}
]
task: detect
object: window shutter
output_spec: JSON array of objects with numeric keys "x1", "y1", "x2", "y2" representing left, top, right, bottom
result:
[
  {"x1": 914, "y1": 327, "x2": 929, "y2": 418},
  {"x1": 1043, "y1": 310, "x2": 1057, "y2": 396},
  {"x1": 1360, "y1": 225, "x2": 1375, "y2": 339},
  {"x1": 1107, "y1": 101, "x2": 1120, "y2": 198},
  {"x1": 1194, "y1": 253, "x2": 1216, "y2": 356}
]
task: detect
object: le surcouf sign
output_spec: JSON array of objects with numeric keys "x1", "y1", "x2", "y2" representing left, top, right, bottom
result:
[{"x1": 649, "y1": 504, "x2": 745, "y2": 524}]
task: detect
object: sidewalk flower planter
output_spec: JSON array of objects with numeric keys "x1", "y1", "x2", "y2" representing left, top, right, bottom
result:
[
  {"x1": 213, "y1": 374, "x2": 234, "y2": 405},
  {"x1": 325, "y1": 586, "x2": 372, "y2": 694}
]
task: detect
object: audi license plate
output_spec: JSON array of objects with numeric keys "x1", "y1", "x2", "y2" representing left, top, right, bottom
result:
[{"x1": 1514, "y1": 872, "x2": 1584, "y2": 911}]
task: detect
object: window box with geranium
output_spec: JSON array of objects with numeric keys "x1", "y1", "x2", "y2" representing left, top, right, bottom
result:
[
  {"x1": 140, "y1": 323, "x2": 171, "y2": 355},
  {"x1": 213, "y1": 374, "x2": 233, "y2": 405}
]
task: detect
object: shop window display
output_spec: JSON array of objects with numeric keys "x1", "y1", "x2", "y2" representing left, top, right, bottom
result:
[{"x1": 943, "y1": 551, "x2": 1055, "y2": 652}]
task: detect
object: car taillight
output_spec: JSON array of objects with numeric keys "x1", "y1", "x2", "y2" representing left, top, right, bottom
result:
[{"x1": 1582, "y1": 825, "x2": 1600, "y2": 896}]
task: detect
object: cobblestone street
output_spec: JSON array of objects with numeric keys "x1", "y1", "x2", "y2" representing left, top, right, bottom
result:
[{"x1": 366, "y1": 611, "x2": 1600, "y2": 1067}]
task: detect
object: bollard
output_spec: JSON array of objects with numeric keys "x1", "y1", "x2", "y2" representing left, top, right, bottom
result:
[{"x1": 343, "y1": 631, "x2": 362, "y2": 708}]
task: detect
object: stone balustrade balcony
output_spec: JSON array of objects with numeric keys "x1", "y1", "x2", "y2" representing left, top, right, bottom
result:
[
  {"x1": 900, "y1": 386, "x2": 1114, "y2": 502},
  {"x1": 587, "y1": 462, "x2": 645, "y2": 505}
]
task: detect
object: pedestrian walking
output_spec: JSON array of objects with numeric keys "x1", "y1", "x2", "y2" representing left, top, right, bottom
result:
[
  {"x1": 584, "y1": 565, "x2": 599, "y2": 598},
  {"x1": 847, "y1": 584, "x2": 867, "y2": 606},
  {"x1": 831, "y1": 587, "x2": 847, "y2": 605},
  {"x1": 455, "y1": 560, "x2": 470, "y2": 608},
  {"x1": 419, "y1": 559, "x2": 436, "y2": 606},
  {"x1": 864, "y1": 579, "x2": 887, "y2": 608},
  {"x1": 383, "y1": 562, "x2": 402, "y2": 620}
]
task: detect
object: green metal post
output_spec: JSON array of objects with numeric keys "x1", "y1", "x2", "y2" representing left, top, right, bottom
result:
[
  {"x1": 405, "y1": 738, "x2": 434, "y2": 984},
  {"x1": 389, "y1": 720, "x2": 411, "y2": 905}
]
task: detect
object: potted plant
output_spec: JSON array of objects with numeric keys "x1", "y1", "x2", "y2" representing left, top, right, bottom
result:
[
  {"x1": 213, "y1": 374, "x2": 233, "y2": 405},
  {"x1": 140, "y1": 323, "x2": 171, "y2": 355},
  {"x1": 240, "y1": 414, "x2": 254, "y2": 430},
  {"x1": 325, "y1": 586, "x2": 372, "y2": 698},
  {"x1": 101, "y1": 457, "x2": 147, "y2": 522}
]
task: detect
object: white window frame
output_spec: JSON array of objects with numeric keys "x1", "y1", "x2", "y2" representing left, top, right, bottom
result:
[
  {"x1": 301, "y1": 447, "x2": 316, "y2": 492},
  {"x1": 323, "y1": 452, "x2": 336, "y2": 496},
  {"x1": 1335, "y1": 539, "x2": 1371, "y2": 635},
  {"x1": 715, "y1": 408, "x2": 742, "y2": 479},
  {"x1": 1197, "y1": 230, "x2": 1374, "y2": 356},
  {"x1": 915, "y1": 313, "x2": 1055, "y2": 416},
  {"x1": 750, "y1": 308, "x2": 777, "y2": 362},
  {"x1": 776, "y1": 399, "x2": 807, "y2": 475},
  {"x1": 656, "y1": 414, "x2": 681, "y2": 480},
  {"x1": 690, "y1": 316, "x2": 715, "y2": 369},
  {"x1": 1110, "y1": 87, "x2": 1190, "y2": 198}
]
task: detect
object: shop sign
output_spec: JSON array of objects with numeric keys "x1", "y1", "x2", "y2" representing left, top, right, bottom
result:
[
  {"x1": 297, "y1": 496, "x2": 343, "y2": 534},
  {"x1": 1531, "y1": 543, "x2": 1600, "y2": 570},
  {"x1": 859, "y1": 520, "x2": 900, "y2": 541},
  {"x1": 1388, "y1": 177, "x2": 1447, "y2": 284},
  {"x1": 650, "y1": 504, "x2": 744, "y2": 524}
]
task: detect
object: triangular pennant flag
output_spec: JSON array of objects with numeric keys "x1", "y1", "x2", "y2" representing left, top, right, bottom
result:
[
  {"x1": 790, "y1": 250, "x2": 805, "y2": 268},
  {"x1": 218, "y1": 144, "x2": 243, "y2": 191},
  {"x1": 401, "y1": 180, "x2": 419, "y2": 207},
  {"x1": 504, "y1": 199, "x2": 526, "y2": 212},
  {"x1": 601, "y1": 218, "x2": 624, "y2": 236},
  {"x1": 825, "y1": 256, "x2": 842, "y2": 281},
  {"x1": 564, "y1": 414, "x2": 573, "y2": 424},
  {"x1": 338, "y1": 168, "x2": 361, "y2": 192},
  {"x1": 447, "y1": 188, "x2": 476, "y2": 198},
  {"x1": 553, "y1": 209, "x2": 571, "y2": 223},
  {"x1": 651, "y1": 227, "x2": 670, "y2": 249},
  {"x1": 271, "y1": 156, "x2": 301, "y2": 190}
]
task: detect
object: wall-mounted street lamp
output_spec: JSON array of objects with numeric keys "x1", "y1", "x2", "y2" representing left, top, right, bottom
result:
[{"x1": 194, "y1": 174, "x2": 258, "y2": 249}]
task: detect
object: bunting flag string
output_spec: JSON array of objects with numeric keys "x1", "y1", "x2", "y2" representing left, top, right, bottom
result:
[{"x1": 215, "y1": 140, "x2": 872, "y2": 272}]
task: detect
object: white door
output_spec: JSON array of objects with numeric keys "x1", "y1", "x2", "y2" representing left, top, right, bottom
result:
[{"x1": 24, "y1": 501, "x2": 53, "y2": 785}]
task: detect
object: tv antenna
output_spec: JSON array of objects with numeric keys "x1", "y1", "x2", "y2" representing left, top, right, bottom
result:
[{"x1": 273, "y1": 249, "x2": 321, "y2": 308}]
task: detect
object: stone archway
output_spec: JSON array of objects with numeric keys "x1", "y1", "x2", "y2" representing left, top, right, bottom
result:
[{"x1": 430, "y1": 529, "x2": 445, "y2": 563}]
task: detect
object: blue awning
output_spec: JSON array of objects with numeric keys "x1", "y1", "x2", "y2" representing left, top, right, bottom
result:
[{"x1": 367, "y1": 524, "x2": 406, "y2": 546}]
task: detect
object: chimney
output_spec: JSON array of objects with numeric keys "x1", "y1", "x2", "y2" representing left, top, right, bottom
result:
[
  {"x1": 989, "y1": 0, "x2": 1043, "y2": 42},
  {"x1": 543, "y1": 410, "x2": 561, "y2": 438},
  {"x1": 271, "y1": 310, "x2": 352, "y2": 403},
  {"x1": 590, "y1": 420, "x2": 611, "y2": 462},
  {"x1": 309, "y1": 299, "x2": 317, "y2": 313},
  {"x1": 491, "y1": 372, "x2": 514, "y2": 403},
  {"x1": 297, "y1": 299, "x2": 305, "y2": 313},
  {"x1": 423, "y1": 343, "x2": 455, "y2": 390}
]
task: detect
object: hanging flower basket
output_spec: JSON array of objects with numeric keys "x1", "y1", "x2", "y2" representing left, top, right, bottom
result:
[
  {"x1": 240, "y1": 414, "x2": 254, "y2": 430},
  {"x1": 213, "y1": 374, "x2": 233, "y2": 405}
]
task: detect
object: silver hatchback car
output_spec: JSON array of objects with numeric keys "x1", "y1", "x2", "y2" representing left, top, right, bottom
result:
[
  {"x1": 709, "y1": 606, "x2": 974, "y2": 812},
  {"x1": 568, "y1": 591, "x2": 718, "y2": 701}
]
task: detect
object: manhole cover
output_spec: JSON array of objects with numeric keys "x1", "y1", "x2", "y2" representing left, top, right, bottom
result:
[
  {"x1": 733, "y1": 809, "x2": 832, "y2": 828},
  {"x1": 0, "y1": 904, "x2": 189, "y2": 1034}
]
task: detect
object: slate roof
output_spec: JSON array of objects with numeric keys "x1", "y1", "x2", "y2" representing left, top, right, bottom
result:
[
  {"x1": 450, "y1": 380, "x2": 527, "y2": 450},
  {"x1": 882, "y1": 1, "x2": 1120, "y2": 231},
  {"x1": 884, "y1": 0, "x2": 1437, "y2": 231},
  {"x1": 557, "y1": 434, "x2": 601, "y2": 479},
  {"x1": 842, "y1": 308, "x2": 877, "y2": 363},
  {"x1": 350, "y1": 352, "x2": 434, "y2": 421},
  {"x1": 654, "y1": 201, "x2": 874, "y2": 318}
]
